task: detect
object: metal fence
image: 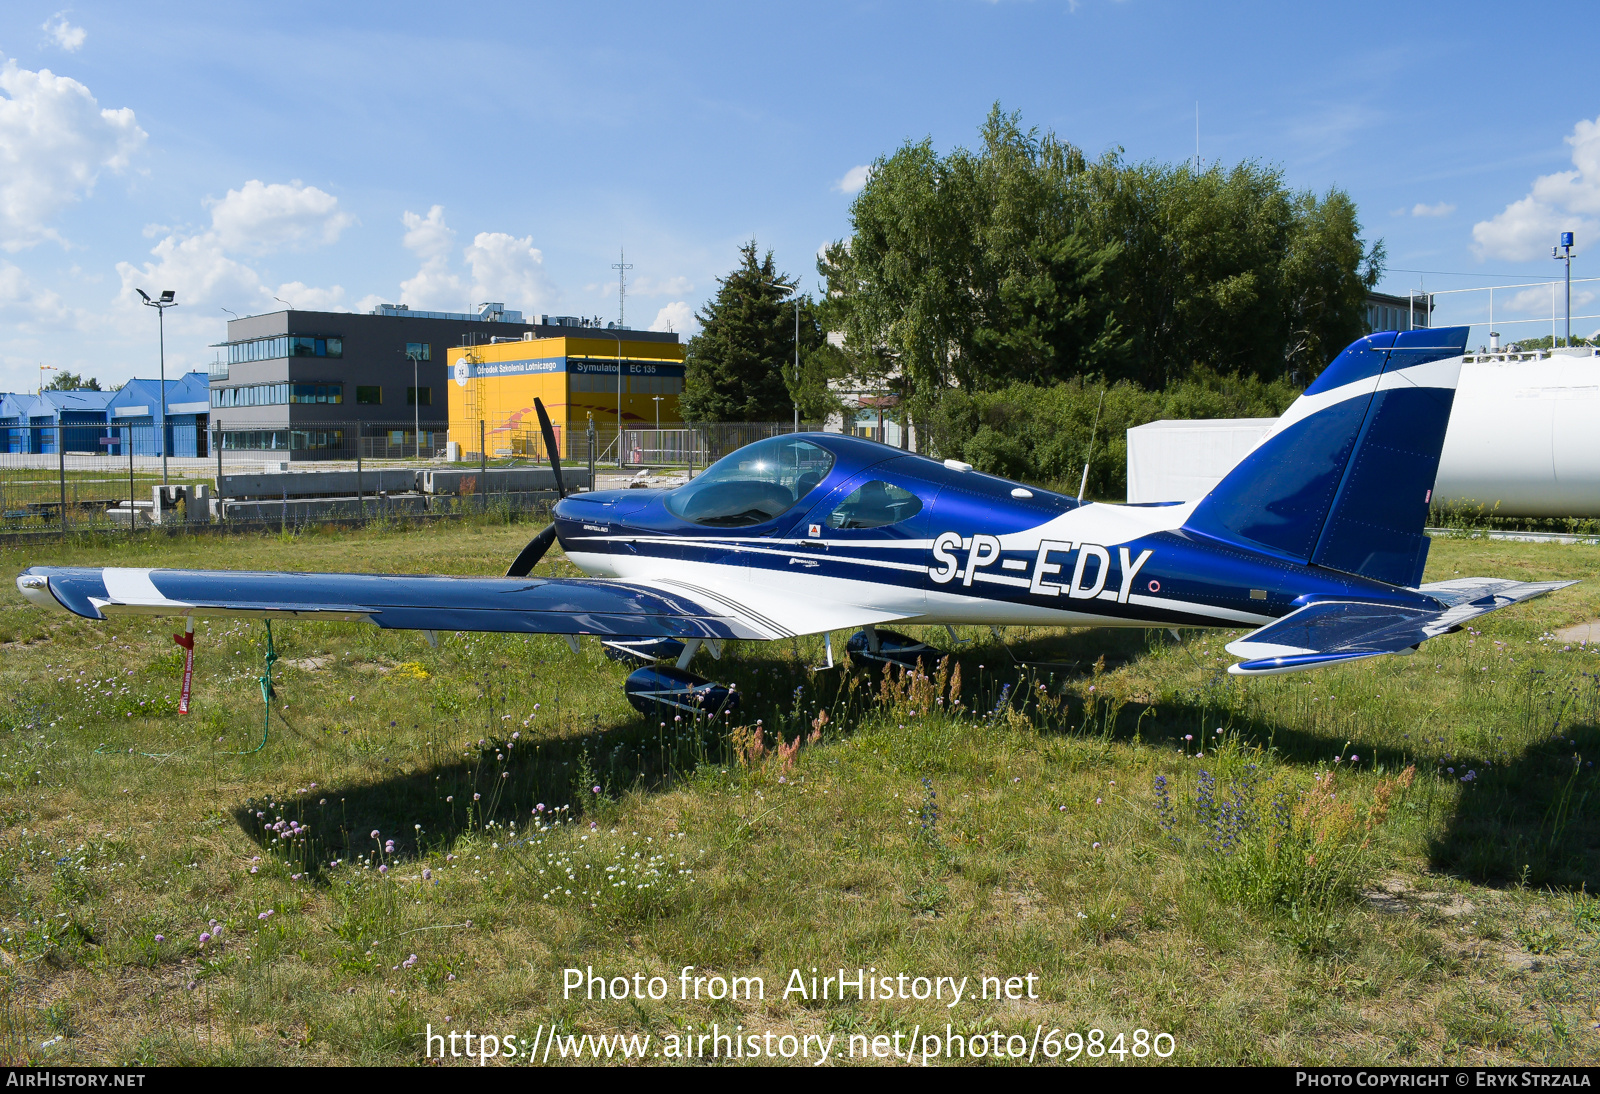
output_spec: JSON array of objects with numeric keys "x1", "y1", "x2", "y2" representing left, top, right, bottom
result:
[
  {"x1": 0, "y1": 420, "x2": 552, "y2": 536},
  {"x1": 0, "y1": 418, "x2": 835, "y2": 536},
  {"x1": 619, "y1": 422, "x2": 825, "y2": 468}
]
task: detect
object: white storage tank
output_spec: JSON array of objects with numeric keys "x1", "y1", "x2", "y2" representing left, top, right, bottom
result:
[
  {"x1": 1124, "y1": 346, "x2": 1600, "y2": 517},
  {"x1": 1433, "y1": 346, "x2": 1600, "y2": 517}
]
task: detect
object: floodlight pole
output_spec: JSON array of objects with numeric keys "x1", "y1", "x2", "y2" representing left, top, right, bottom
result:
[
  {"x1": 1554, "y1": 232, "x2": 1575, "y2": 346},
  {"x1": 138, "y1": 289, "x2": 178, "y2": 485}
]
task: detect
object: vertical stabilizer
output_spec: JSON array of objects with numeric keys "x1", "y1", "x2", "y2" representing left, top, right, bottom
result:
[{"x1": 1184, "y1": 327, "x2": 1469, "y2": 587}]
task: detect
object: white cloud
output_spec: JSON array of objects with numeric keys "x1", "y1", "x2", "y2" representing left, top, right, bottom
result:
[
  {"x1": 398, "y1": 205, "x2": 464, "y2": 310},
  {"x1": 0, "y1": 58, "x2": 145, "y2": 251},
  {"x1": 465, "y1": 231, "x2": 554, "y2": 314},
  {"x1": 650, "y1": 301, "x2": 696, "y2": 335},
  {"x1": 402, "y1": 204, "x2": 454, "y2": 262},
  {"x1": 207, "y1": 180, "x2": 353, "y2": 254},
  {"x1": 43, "y1": 14, "x2": 86, "y2": 52},
  {"x1": 114, "y1": 180, "x2": 350, "y2": 326},
  {"x1": 270, "y1": 281, "x2": 348, "y2": 311},
  {"x1": 116, "y1": 230, "x2": 272, "y2": 316},
  {"x1": 1411, "y1": 201, "x2": 1455, "y2": 218},
  {"x1": 1501, "y1": 285, "x2": 1596, "y2": 316},
  {"x1": 1473, "y1": 116, "x2": 1600, "y2": 261},
  {"x1": 392, "y1": 207, "x2": 559, "y2": 316},
  {"x1": 835, "y1": 165, "x2": 872, "y2": 194},
  {"x1": 0, "y1": 260, "x2": 72, "y2": 326}
]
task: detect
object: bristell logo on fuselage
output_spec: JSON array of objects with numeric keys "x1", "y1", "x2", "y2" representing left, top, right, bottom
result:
[{"x1": 927, "y1": 534, "x2": 1154, "y2": 603}]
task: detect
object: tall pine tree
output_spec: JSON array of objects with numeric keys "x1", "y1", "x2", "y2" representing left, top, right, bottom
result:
[{"x1": 682, "y1": 242, "x2": 805, "y2": 422}]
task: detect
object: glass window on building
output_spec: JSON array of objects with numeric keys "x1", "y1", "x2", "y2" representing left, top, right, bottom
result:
[
  {"x1": 570, "y1": 372, "x2": 617, "y2": 393},
  {"x1": 630, "y1": 375, "x2": 684, "y2": 395},
  {"x1": 290, "y1": 383, "x2": 343, "y2": 404},
  {"x1": 289, "y1": 429, "x2": 346, "y2": 450},
  {"x1": 287, "y1": 336, "x2": 344, "y2": 358},
  {"x1": 222, "y1": 429, "x2": 290, "y2": 451},
  {"x1": 405, "y1": 342, "x2": 431, "y2": 361},
  {"x1": 356, "y1": 386, "x2": 382, "y2": 405},
  {"x1": 228, "y1": 335, "x2": 290, "y2": 365},
  {"x1": 407, "y1": 386, "x2": 431, "y2": 406}
]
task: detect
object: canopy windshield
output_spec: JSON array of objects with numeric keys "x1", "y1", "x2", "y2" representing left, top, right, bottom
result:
[{"x1": 666, "y1": 437, "x2": 835, "y2": 527}]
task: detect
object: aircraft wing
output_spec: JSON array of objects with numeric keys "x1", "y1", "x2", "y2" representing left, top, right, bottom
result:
[
  {"x1": 16, "y1": 566, "x2": 915, "y2": 643},
  {"x1": 1225, "y1": 578, "x2": 1576, "y2": 676}
]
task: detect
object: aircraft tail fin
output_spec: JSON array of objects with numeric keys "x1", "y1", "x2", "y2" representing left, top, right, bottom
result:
[{"x1": 1184, "y1": 326, "x2": 1469, "y2": 588}]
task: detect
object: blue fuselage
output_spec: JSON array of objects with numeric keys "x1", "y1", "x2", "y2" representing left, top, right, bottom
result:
[{"x1": 550, "y1": 434, "x2": 1438, "y2": 633}]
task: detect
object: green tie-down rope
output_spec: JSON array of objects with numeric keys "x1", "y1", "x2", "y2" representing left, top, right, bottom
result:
[{"x1": 222, "y1": 619, "x2": 278, "y2": 755}]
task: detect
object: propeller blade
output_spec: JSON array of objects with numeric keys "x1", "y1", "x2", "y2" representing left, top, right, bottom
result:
[
  {"x1": 505, "y1": 522, "x2": 558, "y2": 578},
  {"x1": 534, "y1": 397, "x2": 567, "y2": 499},
  {"x1": 507, "y1": 398, "x2": 567, "y2": 578}
]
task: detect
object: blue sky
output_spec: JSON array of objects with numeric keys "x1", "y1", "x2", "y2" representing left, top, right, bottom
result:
[{"x1": 1, "y1": 0, "x2": 1596, "y2": 392}]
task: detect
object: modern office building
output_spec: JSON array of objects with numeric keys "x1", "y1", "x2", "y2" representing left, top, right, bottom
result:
[
  {"x1": 446, "y1": 330, "x2": 685, "y2": 458},
  {"x1": 1365, "y1": 290, "x2": 1431, "y2": 333},
  {"x1": 210, "y1": 303, "x2": 647, "y2": 457}
]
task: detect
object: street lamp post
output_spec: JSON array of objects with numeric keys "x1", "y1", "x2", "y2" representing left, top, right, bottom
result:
[
  {"x1": 405, "y1": 350, "x2": 421, "y2": 460},
  {"x1": 136, "y1": 289, "x2": 177, "y2": 485},
  {"x1": 761, "y1": 278, "x2": 802, "y2": 432},
  {"x1": 606, "y1": 328, "x2": 625, "y2": 469}
]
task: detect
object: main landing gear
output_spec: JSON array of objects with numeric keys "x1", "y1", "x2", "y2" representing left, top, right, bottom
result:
[
  {"x1": 845, "y1": 626, "x2": 944, "y2": 670},
  {"x1": 612, "y1": 637, "x2": 739, "y2": 718},
  {"x1": 599, "y1": 625, "x2": 947, "y2": 717}
]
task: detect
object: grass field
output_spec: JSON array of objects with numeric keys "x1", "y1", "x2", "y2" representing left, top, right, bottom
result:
[{"x1": 0, "y1": 519, "x2": 1596, "y2": 1066}]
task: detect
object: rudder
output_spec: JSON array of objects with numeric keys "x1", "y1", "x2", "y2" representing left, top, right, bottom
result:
[{"x1": 1184, "y1": 327, "x2": 1469, "y2": 587}]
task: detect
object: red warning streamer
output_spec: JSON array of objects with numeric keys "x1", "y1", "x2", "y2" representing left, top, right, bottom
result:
[{"x1": 172, "y1": 618, "x2": 195, "y2": 715}]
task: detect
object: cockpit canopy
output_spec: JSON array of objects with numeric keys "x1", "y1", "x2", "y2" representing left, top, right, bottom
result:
[{"x1": 665, "y1": 436, "x2": 836, "y2": 527}]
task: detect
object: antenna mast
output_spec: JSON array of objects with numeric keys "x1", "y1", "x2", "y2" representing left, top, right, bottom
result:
[{"x1": 612, "y1": 248, "x2": 634, "y2": 329}]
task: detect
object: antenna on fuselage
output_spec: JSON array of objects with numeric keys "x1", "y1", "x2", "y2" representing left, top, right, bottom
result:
[{"x1": 1077, "y1": 387, "x2": 1106, "y2": 502}]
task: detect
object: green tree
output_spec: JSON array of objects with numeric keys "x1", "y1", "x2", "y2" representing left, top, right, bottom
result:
[
  {"x1": 820, "y1": 111, "x2": 1126, "y2": 400},
  {"x1": 920, "y1": 370, "x2": 1301, "y2": 499},
  {"x1": 823, "y1": 105, "x2": 1382, "y2": 401},
  {"x1": 43, "y1": 370, "x2": 102, "y2": 391},
  {"x1": 682, "y1": 242, "x2": 829, "y2": 422}
]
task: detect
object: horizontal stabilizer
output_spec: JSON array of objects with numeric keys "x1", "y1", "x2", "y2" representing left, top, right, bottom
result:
[{"x1": 1226, "y1": 577, "x2": 1576, "y2": 676}]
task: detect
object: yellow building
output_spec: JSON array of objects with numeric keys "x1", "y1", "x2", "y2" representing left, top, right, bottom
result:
[{"x1": 447, "y1": 332, "x2": 685, "y2": 459}]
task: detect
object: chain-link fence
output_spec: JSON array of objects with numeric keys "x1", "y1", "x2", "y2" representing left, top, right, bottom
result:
[
  {"x1": 0, "y1": 418, "x2": 836, "y2": 537},
  {"x1": 0, "y1": 420, "x2": 565, "y2": 536},
  {"x1": 618, "y1": 422, "x2": 825, "y2": 469}
]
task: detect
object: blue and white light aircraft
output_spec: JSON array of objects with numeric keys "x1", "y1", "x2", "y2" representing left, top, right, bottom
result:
[{"x1": 15, "y1": 327, "x2": 1574, "y2": 715}]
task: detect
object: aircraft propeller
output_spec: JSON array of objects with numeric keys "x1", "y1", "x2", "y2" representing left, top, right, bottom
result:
[{"x1": 505, "y1": 398, "x2": 568, "y2": 578}]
